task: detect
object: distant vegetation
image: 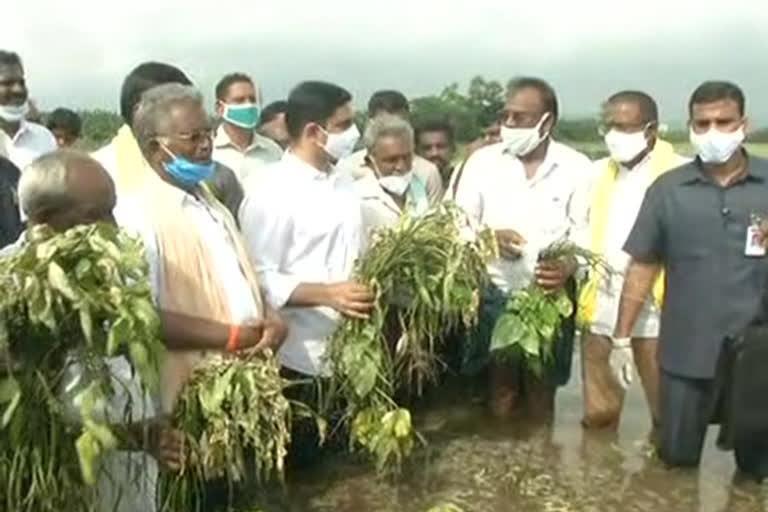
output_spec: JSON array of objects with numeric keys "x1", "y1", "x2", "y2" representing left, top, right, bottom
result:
[{"x1": 56, "y1": 75, "x2": 768, "y2": 157}]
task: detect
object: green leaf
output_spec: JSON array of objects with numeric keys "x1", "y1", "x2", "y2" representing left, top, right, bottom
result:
[
  {"x1": 48, "y1": 261, "x2": 79, "y2": 301},
  {"x1": 106, "y1": 316, "x2": 130, "y2": 355},
  {"x1": 0, "y1": 378, "x2": 21, "y2": 428},
  {"x1": 79, "y1": 305, "x2": 93, "y2": 345},
  {"x1": 74, "y1": 258, "x2": 93, "y2": 280},
  {"x1": 554, "y1": 292, "x2": 574, "y2": 317}
]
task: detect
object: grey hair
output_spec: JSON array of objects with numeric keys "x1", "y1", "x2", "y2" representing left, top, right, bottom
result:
[
  {"x1": 19, "y1": 150, "x2": 84, "y2": 217},
  {"x1": 133, "y1": 83, "x2": 204, "y2": 153},
  {"x1": 363, "y1": 114, "x2": 414, "y2": 153}
]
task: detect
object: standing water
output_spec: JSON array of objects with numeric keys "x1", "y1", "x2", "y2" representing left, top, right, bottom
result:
[{"x1": 249, "y1": 349, "x2": 768, "y2": 512}]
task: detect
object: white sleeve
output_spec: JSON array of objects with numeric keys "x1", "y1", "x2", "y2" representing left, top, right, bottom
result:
[
  {"x1": 453, "y1": 152, "x2": 484, "y2": 223},
  {"x1": 114, "y1": 199, "x2": 162, "y2": 302},
  {"x1": 567, "y1": 181, "x2": 592, "y2": 251},
  {"x1": 238, "y1": 191, "x2": 301, "y2": 309}
]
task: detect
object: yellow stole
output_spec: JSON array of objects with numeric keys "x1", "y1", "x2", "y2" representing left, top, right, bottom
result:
[
  {"x1": 578, "y1": 140, "x2": 678, "y2": 326},
  {"x1": 139, "y1": 168, "x2": 264, "y2": 411},
  {"x1": 113, "y1": 125, "x2": 152, "y2": 193}
]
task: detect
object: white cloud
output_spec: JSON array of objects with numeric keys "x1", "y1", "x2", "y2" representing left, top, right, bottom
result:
[{"x1": 4, "y1": 0, "x2": 768, "y2": 121}]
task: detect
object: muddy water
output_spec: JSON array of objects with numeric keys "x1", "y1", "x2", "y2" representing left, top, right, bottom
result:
[{"x1": 254, "y1": 350, "x2": 767, "y2": 512}]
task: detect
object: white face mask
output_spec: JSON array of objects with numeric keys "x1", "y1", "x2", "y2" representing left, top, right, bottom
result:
[
  {"x1": 689, "y1": 126, "x2": 745, "y2": 164},
  {"x1": 500, "y1": 112, "x2": 550, "y2": 156},
  {"x1": 378, "y1": 170, "x2": 413, "y2": 196},
  {"x1": 321, "y1": 124, "x2": 360, "y2": 162},
  {"x1": 604, "y1": 127, "x2": 650, "y2": 164},
  {"x1": 0, "y1": 101, "x2": 28, "y2": 123}
]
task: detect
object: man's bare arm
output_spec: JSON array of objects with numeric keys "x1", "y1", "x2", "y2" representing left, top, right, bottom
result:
[
  {"x1": 614, "y1": 260, "x2": 661, "y2": 338},
  {"x1": 160, "y1": 310, "x2": 262, "y2": 350}
]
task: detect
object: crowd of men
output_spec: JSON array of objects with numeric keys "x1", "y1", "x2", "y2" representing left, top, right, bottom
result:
[{"x1": 1, "y1": 47, "x2": 768, "y2": 511}]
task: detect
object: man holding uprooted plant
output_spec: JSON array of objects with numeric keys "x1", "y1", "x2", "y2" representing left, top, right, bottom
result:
[
  {"x1": 615, "y1": 81, "x2": 768, "y2": 480},
  {"x1": 1, "y1": 150, "x2": 182, "y2": 512},
  {"x1": 578, "y1": 91, "x2": 689, "y2": 432},
  {"x1": 455, "y1": 77, "x2": 592, "y2": 418},
  {"x1": 239, "y1": 81, "x2": 372, "y2": 465}
]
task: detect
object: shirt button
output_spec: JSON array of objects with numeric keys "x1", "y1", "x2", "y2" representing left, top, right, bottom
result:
[{"x1": 721, "y1": 207, "x2": 730, "y2": 217}]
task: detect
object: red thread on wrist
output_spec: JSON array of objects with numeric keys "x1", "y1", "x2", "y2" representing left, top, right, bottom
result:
[{"x1": 227, "y1": 325, "x2": 240, "y2": 353}]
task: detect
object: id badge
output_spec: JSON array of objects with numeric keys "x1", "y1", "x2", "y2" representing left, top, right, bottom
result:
[{"x1": 745, "y1": 225, "x2": 766, "y2": 257}]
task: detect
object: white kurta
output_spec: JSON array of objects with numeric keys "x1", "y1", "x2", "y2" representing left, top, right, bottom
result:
[
  {"x1": 454, "y1": 140, "x2": 592, "y2": 293},
  {"x1": 588, "y1": 154, "x2": 689, "y2": 338},
  {"x1": 239, "y1": 152, "x2": 364, "y2": 376}
]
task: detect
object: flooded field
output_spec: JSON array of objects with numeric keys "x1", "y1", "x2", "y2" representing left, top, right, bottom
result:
[{"x1": 249, "y1": 349, "x2": 768, "y2": 512}]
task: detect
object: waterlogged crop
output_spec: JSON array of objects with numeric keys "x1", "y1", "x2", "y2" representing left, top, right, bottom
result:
[
  {"x1": 325, "y1": 203, "x2": 495, "y2": 473},
  {"x1": 490, "y1": 239, "x2": 612, "y2": 375},
  {"x1": 0, "y1": 223, "x2": 164, "y2": 512}
]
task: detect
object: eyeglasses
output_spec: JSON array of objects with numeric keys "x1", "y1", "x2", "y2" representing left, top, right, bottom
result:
[
  {"x1": 597, "y1": 122, "x2": 653, "y2": 137},
  {"x1": 158, "y1": 129, "x2": 214, "y2": 146}
]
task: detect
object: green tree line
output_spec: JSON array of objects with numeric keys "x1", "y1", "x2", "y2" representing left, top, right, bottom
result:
[{"x1": 65, "y1": 75, "x2": 768, "y2": 153}]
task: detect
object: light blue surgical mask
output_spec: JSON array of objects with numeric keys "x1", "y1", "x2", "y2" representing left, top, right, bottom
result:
[
  {"x1": 222, "y1": 103, "x2": 261, "y2": 129},
  {"x1": 160, "y1": 144, "x2": 215, "y2": 187}
]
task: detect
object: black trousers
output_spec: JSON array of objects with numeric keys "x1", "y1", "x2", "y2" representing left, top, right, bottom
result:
[{"x1": 658, "y1": 370, "x2": 768, "y2": 480}]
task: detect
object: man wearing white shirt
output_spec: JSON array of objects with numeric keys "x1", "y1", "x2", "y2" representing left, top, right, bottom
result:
[
  {"x1": 240, "y1": 80, "x2": 374, "y2": 379},
  {"x1": 579, "y1": 92, "x2": 689, "y2": 430},
  {"x1": 212, "y1": 73, "x2": 282, "y2": 183},
  {"x1": 355, "y1": 114, "x2": 431, "y2": 237},
  {"x1": 455, "y1": 77, "x2": 591, "y2": 418},
  {"x1": 0, "y1": 50, "x2": 56, "y2": 171},
  {"x1": 339, "y1": 90, "x2": 444, "y2": 203}
]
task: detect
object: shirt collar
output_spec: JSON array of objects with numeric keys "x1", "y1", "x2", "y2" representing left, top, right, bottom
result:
[
  {"x1": 282, "y1": 151, "x2": 334, "y2": 181},
  {"x1": 503, "y1": 138, "x2": 561, "y2": 183},
  {"x1": 619, "y1": 152, "x2": 652, "y2": 173},
  {"x1": 2, "y1": 119, "x2": 30, "y2": 144},
  {"x1": 680, "y1": 150, "x2": 766, "y2": 185},
  {"x1": 214, "y1": 124, "x2": 268, "y2": 152}
]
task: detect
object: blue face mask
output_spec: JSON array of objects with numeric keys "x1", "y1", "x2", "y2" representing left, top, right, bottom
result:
[
  {"x1": 160, "y1": 144, "x2": 215, "y2": 186},
  {"x1": 222, "y1": 103, "x2": 261, "y2": 129}
]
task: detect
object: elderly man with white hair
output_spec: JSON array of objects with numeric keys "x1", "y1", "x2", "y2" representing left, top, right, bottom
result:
[
  {"x1": 212, "y1": 72, "x2": 283, "y2": 183},
  {"x1": 120, "y1": 82, "x2": 286, "y2": 412},
  {"x1": 353, "y1": 114, "x2": 431, "y2": 237},
  {"x1": 1, "y1": 149, "x2": 184, "y2": 512}
]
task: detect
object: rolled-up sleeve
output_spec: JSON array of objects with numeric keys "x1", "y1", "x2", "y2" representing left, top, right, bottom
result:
[
  {"x1": 239, "y1": 192, "x2": 301, "y2": 309},
  {"x1": 623, "y1": 181, "x2": 665, "y2": 263}
]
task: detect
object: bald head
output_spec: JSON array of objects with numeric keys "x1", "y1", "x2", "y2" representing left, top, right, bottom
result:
[{"x1": 20, "y1": 150, "x2": 116, "y2": 232}]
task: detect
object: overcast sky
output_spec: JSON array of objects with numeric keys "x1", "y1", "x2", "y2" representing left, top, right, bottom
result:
[{"x1": 5, "y1": 0, "x2": 768, "y2": 125}]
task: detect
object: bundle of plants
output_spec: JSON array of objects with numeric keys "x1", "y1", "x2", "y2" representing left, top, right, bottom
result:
[
  {"x1": 489, "y1": 238, "x2": 612, "y2": 376},
  {"x1": 158, "y1": 352, "x2": 317, "y2": 512},
  {"x1": 324, "y1": 202, "x2": 495, "y2": 473},
  {"x1": 0, "y1": 223, "x2": 165, "y2": 512}
]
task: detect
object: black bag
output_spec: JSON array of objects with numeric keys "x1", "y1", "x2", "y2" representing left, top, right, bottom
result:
[{"x1": 727, "y1": 325, "x2": 768, "y2": 439}]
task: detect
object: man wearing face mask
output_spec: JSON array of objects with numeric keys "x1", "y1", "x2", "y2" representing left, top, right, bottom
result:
[
  {"x1": 455, "y1": 77, "x2": 591, "y2": 419},
  {"x1": 339, "y1": 90, "x2": 445, "y2": 203},
  {"x1": 578, "y1": 91, "x2": 688, "y2": 431},
  {"x1": 355, "y1": 114, "x2": 429, "y2": 236},
  {"x1": 239, "y1": 80, "x2": 372, "y2": 380},
  {"x1": 212, "y1": 73, "x2": 282, "y2": 183},
  {"x1": 0, "y1": 50, "x2": 56, "y2": 171},
  {"x1": 614, "y1": 81, "x2": 768, "y2": 480}
]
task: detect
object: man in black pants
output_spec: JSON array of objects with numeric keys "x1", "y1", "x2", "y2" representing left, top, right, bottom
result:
[{"x1": 614, "y1": 81, "x2": 768, "y2": 480}]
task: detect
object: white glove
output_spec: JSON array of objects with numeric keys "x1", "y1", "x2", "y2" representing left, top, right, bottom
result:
[{"x1": 608, "y1": 336, "x2": 634, "y2": 390}]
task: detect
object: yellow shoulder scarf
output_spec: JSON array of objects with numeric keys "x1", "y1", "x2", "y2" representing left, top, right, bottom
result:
[
  {"x1": 140, "y1": 168, "x2": 264, "y2": 411},
  {"x1": 113, "y1": 125, "x2": 152, "y2": 193},
  {"x1": 578, "y1": 139, "x2": 677, "y2": 327}
]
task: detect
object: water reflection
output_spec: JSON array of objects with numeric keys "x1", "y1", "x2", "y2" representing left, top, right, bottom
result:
[{"x1": 252, "y1": 351, "x2": 767, "y2": 512}]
